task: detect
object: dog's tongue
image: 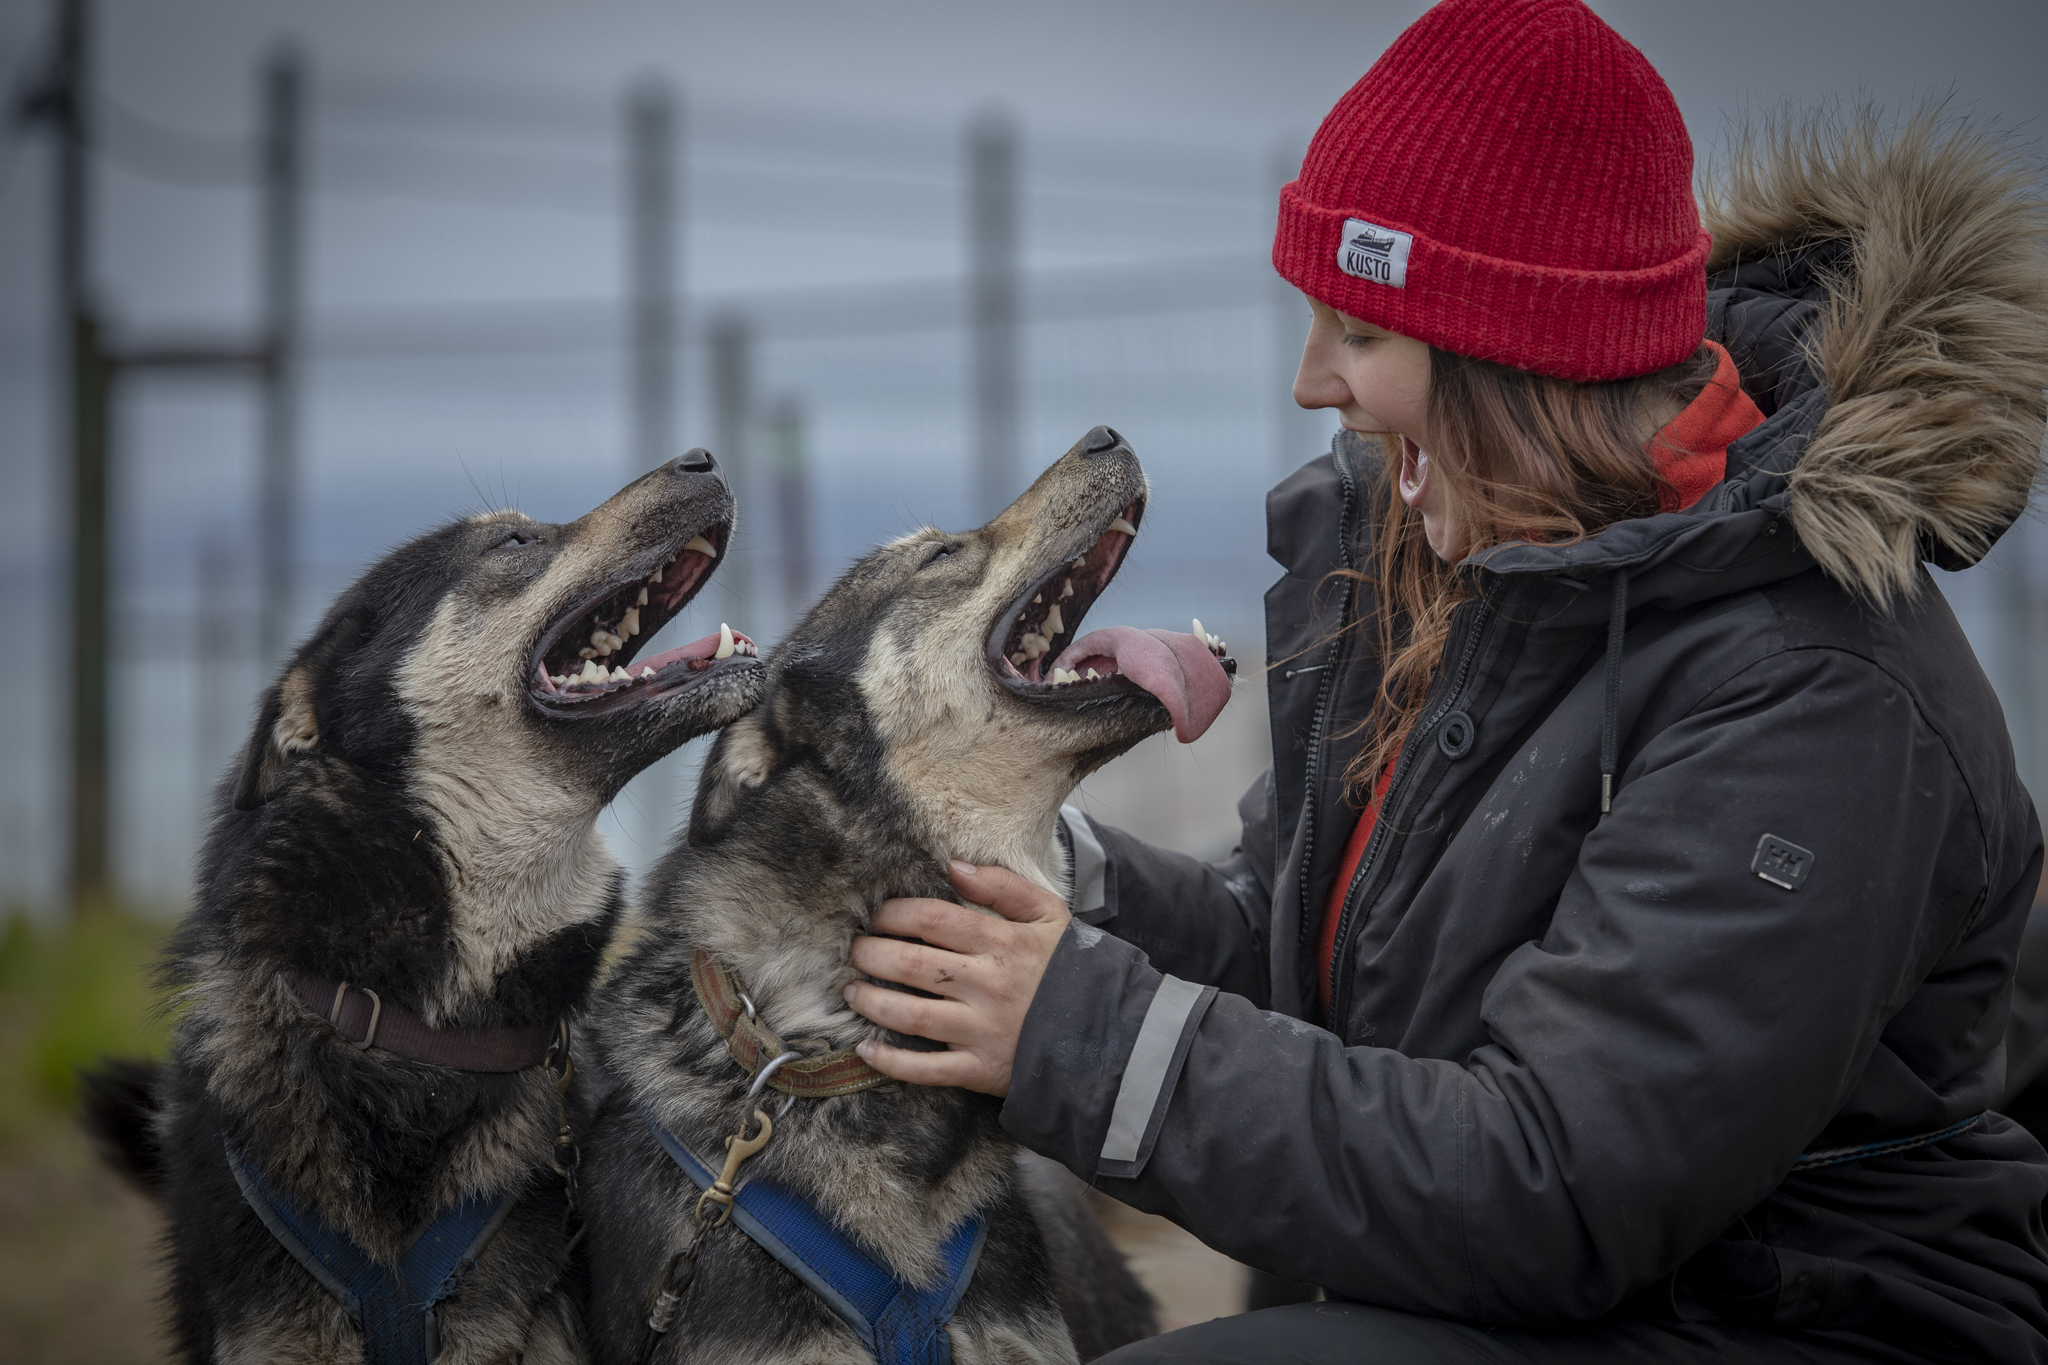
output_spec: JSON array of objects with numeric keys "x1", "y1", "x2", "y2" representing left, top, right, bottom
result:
[{"x1": 1052, "y1": 627, "x2": 1231, "y2": 742}]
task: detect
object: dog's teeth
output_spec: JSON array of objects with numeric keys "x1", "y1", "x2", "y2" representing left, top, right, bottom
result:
[
  {"x1": 579, "y1": 659, "x2": 605, "y2": 683},
  {"x1": 611, "y1": 666, "x2": 631, "y2": 681},
  {"x1": 1009, "y1": 652, "x2": 1027, "y2": 667},
  {"x1": 1061, "y1": 580, "x2": 1074, "y2": 599},
  {"x1": 579, "y1": 647, "x2": 597, "y2": 659},
  {"x1": 1045, "y1": 604, "x2": 1063, "y2": 636},
  {"x1": 620, "y1": 607, "x2": 641, "y2": 637},
  {"x1": 1192, "y1": 618, "x2": 1205, "y2": 643},
  {"x1": 648, "y1": 566, "x2": 664, "y2": 584},
  {"x1": 1021, "y1": 633, "x2": 1048, "y2": 659},
  {"x1": 636, "y1": 587, "x2": 649, "y2": 607},
  {"x1": 1033, "y1": 594, "x2": 1042, "y2": 605},
  {"x1": 1072, "y1": 556, "x2": 1086, "y2": 569},
  {"x1": 642, "y1": 666, "x2": 656, "y2": 679},
  {"x1": 591, "y1": 630, "x2": 616, "y2": 655},
  {"x1": 1085, "y1": 667, "x2": 1100, "y2": 680},
  {"x1": 714, "y1": 623, "x2": 735, "y2": 660},
  {"x1": 685, "y1": 535, "x2": 718, "y2": 558},
  {"x1": 1109, "y1": 517, "x2": 1137, "y2": 536}
]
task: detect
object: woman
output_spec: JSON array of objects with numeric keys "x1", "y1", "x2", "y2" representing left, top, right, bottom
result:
[{"x1": 843, "y1": 0, "x2": 2048, "y2": 1358}]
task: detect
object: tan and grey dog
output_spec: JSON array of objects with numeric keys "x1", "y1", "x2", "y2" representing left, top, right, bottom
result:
[
  {"x1": 85, "y1": 450, "x2": 763, "y2": 1364},
  {"x1": 585, "y1": 427, "x2": 1232, "y2": 1365}
]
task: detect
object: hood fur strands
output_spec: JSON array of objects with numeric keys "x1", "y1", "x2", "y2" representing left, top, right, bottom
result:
[{"x1": 1702, "y1": 106, "x2": 2048, "y2": 609}]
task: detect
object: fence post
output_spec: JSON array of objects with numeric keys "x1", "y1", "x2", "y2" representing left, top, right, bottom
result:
[
  {"x1": 258, "y1": 44, "x2": 305, "y2": 673},
  {"x1": 767, "y1": 396, "x2": 811, "y2": 623},
  {"x1": 709, "y1": 313, "x2": 754, "y2": 630},
  {"x1": 627, "y1": 77, "x2": 678, "y2": 474},
  {"x1": 967, "y1": 108, "x2": 1019, "y2": 523}
]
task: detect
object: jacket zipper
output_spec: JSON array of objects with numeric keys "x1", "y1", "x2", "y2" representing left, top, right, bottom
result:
[
  {"x1": 1292, "y1": 441, "x2": 1362, "y2": 970},
  {"x1": 1326, "y1": 595, "x2": 1494, "y2": 1023}
]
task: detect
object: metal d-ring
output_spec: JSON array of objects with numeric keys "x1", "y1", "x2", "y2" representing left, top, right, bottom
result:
[
  {"x1": 737, "y1": 991, "x2": 758, "y2": 1020},
  {"x1": 747, "y1": 1050, "x2": 803, "y2": 1104}
]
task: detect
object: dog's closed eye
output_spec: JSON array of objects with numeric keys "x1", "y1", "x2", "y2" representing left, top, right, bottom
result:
[
  {"x1": 489, "y1": 531, "x2": 537, "y2": 551},
  {"x1": 920, "y1": 542, "x2": 960, "y2": 568}
]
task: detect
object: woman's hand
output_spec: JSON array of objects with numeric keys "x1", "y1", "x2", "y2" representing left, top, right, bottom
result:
[{"x1": 844, "y1": 860, "x2": 1071, "y2": 1097}]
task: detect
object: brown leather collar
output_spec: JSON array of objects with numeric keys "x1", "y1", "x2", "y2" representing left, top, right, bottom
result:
[
  {"x1": 689, "y1": 950, "x2": 889, "y2": 1099},
  {"x1": 282, "y1": 970, "x2": 559, "y2": 1074}
]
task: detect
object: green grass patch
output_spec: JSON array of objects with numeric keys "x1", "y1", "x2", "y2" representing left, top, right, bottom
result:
[{"x1": 0, "y1": 909, "x2": 174, "y2": 1134}]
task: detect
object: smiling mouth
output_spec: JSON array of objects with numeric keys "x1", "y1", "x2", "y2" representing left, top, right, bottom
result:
[
  {"x1": 527, "y1": 526, "x2": 757, "y2": 715},
  {"x1": 983, "y1": 500, "x2": 1236, "y2": 743}
]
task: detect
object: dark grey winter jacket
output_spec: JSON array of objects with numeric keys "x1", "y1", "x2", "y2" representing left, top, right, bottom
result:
[{"x1": 1004, "y1": 120, "x2": 2048, "y2": 1362}]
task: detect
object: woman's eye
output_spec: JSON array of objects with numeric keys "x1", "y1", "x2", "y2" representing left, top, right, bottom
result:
[{"x1": 1342, "y1": 332, "x2": 1377, "y2": 349}]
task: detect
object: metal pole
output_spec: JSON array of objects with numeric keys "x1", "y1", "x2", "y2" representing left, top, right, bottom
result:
[
  {"x1": 708, "y1": 313, "x2": 754, "y2": 627},
  {"x1": 967, "y1": 108, "x2": 1019, "y2": 523},
  {"x1": 46, "y1": 0, "x2": 113, "y2": 915},
  {"x1": 196, "y1": 532, "x2": 236, "y2": 796},
  {"x1": 258, "y1": 45, "x2": 304, "y2": 672},
  {"x1": 627, "y1": 78, "x2": 677, "y2": 474},
  {"x1": 767, "y1": 396, "x2": 811, "y2": 623}
]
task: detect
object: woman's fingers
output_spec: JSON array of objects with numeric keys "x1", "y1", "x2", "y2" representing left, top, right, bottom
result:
[
  {"x1": 947, "y1": 860, "x2": 1067, "y2": 923},
  {"x1": 842, "y1": 978, "x2": 973, "y2": 1042},
  {"x1": 868, "y1": 896, "x2": 995, "y2": 952},
  {"x1": 848, "y1": 935, "x2": 971, "y2": 999},
  {"x1": 854, "y1": 1037, "x2": 997, "y2": 1091}
]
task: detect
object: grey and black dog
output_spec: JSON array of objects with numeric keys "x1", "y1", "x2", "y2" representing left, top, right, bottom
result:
[
  {"x1": 584, "y1": 428, "x2": 1235, "y2": 1365},
  {"x1": 84, "y1": 451, "x2": 764, "y2": 1364}
]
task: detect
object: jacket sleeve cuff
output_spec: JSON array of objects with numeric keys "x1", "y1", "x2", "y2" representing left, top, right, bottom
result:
[{"x1": 1001, "y1": 917, "x2": 1216, "y2": 1182}]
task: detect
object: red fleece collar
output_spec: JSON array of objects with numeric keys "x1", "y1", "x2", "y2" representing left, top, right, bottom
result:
[{"x1": 1649, "y1": 339, "x2": 1765, "y2": 513}]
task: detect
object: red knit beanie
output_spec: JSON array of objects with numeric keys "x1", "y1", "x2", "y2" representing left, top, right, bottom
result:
[{"x1": 1273, "y1": 0, "x2": 1709, "y2": 383}]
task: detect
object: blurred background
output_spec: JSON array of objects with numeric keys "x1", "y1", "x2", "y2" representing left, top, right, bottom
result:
[{"x1": 2, "y1": 0, "x2": 2046, "y2": 1358}]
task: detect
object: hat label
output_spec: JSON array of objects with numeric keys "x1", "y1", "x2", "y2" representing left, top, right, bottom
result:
[{"x1": 1338, "y1": 218, "x2": 1412, "y2": 287}]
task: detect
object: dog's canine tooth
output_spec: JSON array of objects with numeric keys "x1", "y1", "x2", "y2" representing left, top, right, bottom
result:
[
  {"x1": 1045, "y1": 605, "x2": 1063, "y2": 637},
  {"x1": 1109, "y1": 517, "x2": 1138, "y2": 536},
  {"x1": 620, "y1": 608, "x2": 641, "y2": 637},
  {"x1": 1192, "y1": 618, "x2": 1205, "y2": 644},
  {"x1": 684, "y1": 535, "x2": 718, "y2": 558},
  {"x1": 714, "y1": 623, "x2": 736, "y2": 660}
]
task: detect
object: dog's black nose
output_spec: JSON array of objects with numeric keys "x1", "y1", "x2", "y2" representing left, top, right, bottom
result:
[
  {"x1": 671, "y1": 447, "x2": 717, "y2": 473},
  {"x1": 1081, "y1": 425, "x2": 1126, "y2": 456}
]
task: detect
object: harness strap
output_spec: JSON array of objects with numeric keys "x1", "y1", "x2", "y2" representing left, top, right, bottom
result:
[
  {"x1": 225, "y1": 1141, "x2": 517, "y2": 1365},
  {"x1": 1791, "y1": 1111, "x2": 1987, "y2": 1171},
  {"x1": 690, "y1": 951, "x2": 890, "y2": 1098},
  {"x1": 640, "y1": 1107, "x2": 986, "y2": 1365}
]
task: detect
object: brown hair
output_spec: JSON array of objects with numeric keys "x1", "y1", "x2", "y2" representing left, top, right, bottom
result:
[{"x1": 1341, "y1": 343, "x2": 1719, "y2": 796}]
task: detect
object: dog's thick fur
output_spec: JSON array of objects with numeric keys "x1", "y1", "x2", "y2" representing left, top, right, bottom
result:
[
  {"x1": 1702, "y1": 106, "x2": 2048, "y2": 607},
  {"x1": 88, "y1": 457, "x2": 763, "y2": 1364},
  {"x1": 584, "y1": 435, "x2": 1178, "y2": 1364}
]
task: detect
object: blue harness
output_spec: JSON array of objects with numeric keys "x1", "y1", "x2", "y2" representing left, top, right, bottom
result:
[
  {"x1": 225, "y1": 1142, "x2": 517, "y2": 1365},
  {"x1": 641, "y1": 1110, "x2": 988, "y2": 1365}
]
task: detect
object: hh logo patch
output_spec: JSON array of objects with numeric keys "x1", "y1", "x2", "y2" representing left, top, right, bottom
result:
[
  {"x1": 1337, "y1": 218, "x2": 1412, "y2": 287},
  {"x1": 1752, "y1": 834, "x2": 1814, "y2": 891}
]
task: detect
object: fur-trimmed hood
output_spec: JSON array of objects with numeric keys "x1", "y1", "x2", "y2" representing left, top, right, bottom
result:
[{"x1": 1703, "y1": 108, "x2": 2048, "y2": 607}]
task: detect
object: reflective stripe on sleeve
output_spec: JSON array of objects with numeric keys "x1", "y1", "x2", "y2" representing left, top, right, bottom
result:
[
  {"x1": 1098, "y1": 975, "x2": 1205, "y2": 1165},
  {"x1": 1060, "y1": 805, "x2": 1108, "y2": 917}
]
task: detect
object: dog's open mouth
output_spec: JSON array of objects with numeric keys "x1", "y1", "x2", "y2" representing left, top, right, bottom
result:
[
  {"x1": 986, "y1": 499, "x2": 1234, "y2": 743},
  {"x1": 528, "y1": 526, "x2": 756, "y2": 716}
]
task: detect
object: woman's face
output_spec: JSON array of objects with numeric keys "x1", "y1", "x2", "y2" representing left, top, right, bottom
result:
[{"x1": 1293, "y1": 297, "x2": 1470, "y2": 562}]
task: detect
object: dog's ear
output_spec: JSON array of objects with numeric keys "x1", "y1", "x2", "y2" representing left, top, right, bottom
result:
[
  {"x1": 231, "y1": 666, "x2": 320, "y2": 811},
  {"x1": 691, "y1": 713, "x2": 779, "y2": 838}
]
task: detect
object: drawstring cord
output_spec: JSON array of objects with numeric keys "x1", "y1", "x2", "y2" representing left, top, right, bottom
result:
[{"x1": 1600, "y1": 570, "x2": 1630, "y2": 815}]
